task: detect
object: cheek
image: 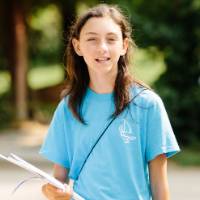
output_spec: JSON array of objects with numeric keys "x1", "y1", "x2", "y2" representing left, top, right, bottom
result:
[
  {"x1": 80, "y1": 43, "x2": 95, "y2": 56},
  {"x1": 83, "y1": 49, "x2": 95, "y2": 61},
  {"x1": 80, "y1": 48, "x2": 94, "y2": 64},
  {"x1": 111, "y1": 46, "x2": 123, "y2": 58}
]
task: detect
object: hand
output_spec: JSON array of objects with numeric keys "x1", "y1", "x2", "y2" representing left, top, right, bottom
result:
[{"x1": 42, "y1": 183, "x2": 72, "y2": 200}]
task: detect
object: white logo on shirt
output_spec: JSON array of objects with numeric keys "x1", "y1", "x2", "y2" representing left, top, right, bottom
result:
[{"x1": 119, "y1": 119, "x2": 136, "y2": 143}]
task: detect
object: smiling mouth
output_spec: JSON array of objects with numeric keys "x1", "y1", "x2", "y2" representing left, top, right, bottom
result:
[{"x1": 95, "y1": 58, "x2": 111, "y2": 62}]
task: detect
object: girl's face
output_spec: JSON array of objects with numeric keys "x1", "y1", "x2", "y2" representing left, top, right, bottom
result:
[{"x1": 72, "y1": 17, "x2": 128, "y2": 76}]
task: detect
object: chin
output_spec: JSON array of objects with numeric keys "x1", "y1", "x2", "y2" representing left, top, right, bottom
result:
[
  {"x1": 88, "y1": 62, "x2": 117, "y2": 75},
  {"x1": 97, "y1": 66, "x2": 115, "y2": 74}
]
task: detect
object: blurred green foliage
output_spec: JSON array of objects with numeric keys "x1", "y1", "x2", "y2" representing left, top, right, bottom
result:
[
  {"x1": 133, "y1": 47, "x2": 166, "y2": 85},
  {"x1": 0, "y1": 93, "x2": 14, "y2": 129},
  {"x1": 0, "y1": 71, "x2": 10, "y2": 95},
  {"x1": 116, "y1": 0, "x2": 200, "y2": 146},
  {"x1": 28, "y1": 4, "x2": 62, "y2": 64},
  {"x1": 171, "y1": 148, "x2": 200, "y2": 166},
  {"x1": 28, "y1": 64, "x2": 64, "y2": 89}
]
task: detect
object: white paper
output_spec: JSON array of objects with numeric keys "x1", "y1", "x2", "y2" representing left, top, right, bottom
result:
[{"x1": 0, "y1": 153, "x2": 84, "y2": 200}]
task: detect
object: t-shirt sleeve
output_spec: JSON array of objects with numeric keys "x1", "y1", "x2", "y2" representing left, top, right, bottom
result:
[
  {"x1": 145, "y1": 93, "x2": 180, "y2": 162},
  {"x1": 39, "y1": 98, "x2": 70, "y2": 168}
]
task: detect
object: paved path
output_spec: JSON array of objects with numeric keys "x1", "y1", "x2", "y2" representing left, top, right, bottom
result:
[
  {"x1": 168, "y1": 164, "x2": 200, "y2": 200},
  {"x1": 0, "y1": 162, "x2": 49, "y2": 200},
  {"x1": 0, "y1": 126, "x2": 200, "y2": 199}
]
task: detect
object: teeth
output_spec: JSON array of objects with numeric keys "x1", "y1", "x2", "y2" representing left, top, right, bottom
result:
[{"x1": 96, "y1": 58, "x2": 110, "y2": 61}]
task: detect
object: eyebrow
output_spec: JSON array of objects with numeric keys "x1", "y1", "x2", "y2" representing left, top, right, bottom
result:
[
  {"x1": 85, "y1": 32, "x2": 119, "y2": 36},
  {"x1": 85, "y1": 32, "x2": 98, "y2": 35}
]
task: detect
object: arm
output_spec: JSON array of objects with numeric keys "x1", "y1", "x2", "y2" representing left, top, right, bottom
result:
[
  {"x1": 53, "y1": 164, "x2": 69, "y2": 183},
  {"x1": 42, "y1": 164, "x2": 71, "y2": 200},
  {"x1": 149, "y1": 154, "x2": 170, "y2": 200}
]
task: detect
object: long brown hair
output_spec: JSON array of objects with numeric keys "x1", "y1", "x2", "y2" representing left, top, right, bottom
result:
[{"x1": 62, "y1": 4, "x2": 147, "y2": 123}]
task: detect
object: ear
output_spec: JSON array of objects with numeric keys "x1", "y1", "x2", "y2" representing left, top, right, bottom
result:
[
  {"x1": 120, "y1": 38, "x2": 129, "y2": 56},
  {"x1": 72, "y1": 38, "x2": 82, "y2": 56}
]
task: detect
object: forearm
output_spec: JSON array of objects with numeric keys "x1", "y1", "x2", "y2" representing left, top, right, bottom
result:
[
  {"x1": 151, "y1": 181, "x2": 170, "y2": 200},
  {"x1": 53, "y1": 164, "x2": 69, "y2": 183},
  {"x1": 149, "y1": 154, "x2": 170, "y2": 200}
]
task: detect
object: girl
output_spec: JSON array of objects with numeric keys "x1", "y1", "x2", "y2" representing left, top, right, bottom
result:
[{"x1": 40, "y1": 4, "x2": 180, "y2": 200}]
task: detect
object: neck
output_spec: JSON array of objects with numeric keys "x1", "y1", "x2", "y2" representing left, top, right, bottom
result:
[{"x1": 88, "y1": 71, "x2": 117, "y2": 94}]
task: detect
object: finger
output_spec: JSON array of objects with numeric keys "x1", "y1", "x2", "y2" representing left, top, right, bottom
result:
[
  {"x1": 42, "y1": 184, "x2": 57, "y2": 199},
  {"x1": 42, "y1": 184, "x2": 49, "y2": 196},
  {"x1": 42, "y1": 183, "x2": 71, "y2": 200},
  {"x1": 55, "y1": 188, "x2": 71, "y2": 196},
  {"x1": 46, "y1": 183, "x2": 59, "y2": 194},
  {"x1": 54, "y1": 193, "x2": 71, "y2": 200},
  {"x1": 54, "y1": 188, "x2": 71, "y2": 200},
  {"x1": 46, "y1": 183, "x2": 58, "y2": 190}
]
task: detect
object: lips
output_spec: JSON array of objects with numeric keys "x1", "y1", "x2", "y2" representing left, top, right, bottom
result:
[{"x1": 95, "y1": 57, "x2": 111, "y2": 62}]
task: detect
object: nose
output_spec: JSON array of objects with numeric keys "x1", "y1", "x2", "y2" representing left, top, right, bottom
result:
[{"x1": 98, "y1": 40, "x2": 108, "y2": 53}]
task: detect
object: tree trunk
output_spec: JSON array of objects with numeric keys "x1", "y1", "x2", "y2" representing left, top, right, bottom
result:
[{"x1": 12, "y1": 1, "x2": 28, "y2": 120}]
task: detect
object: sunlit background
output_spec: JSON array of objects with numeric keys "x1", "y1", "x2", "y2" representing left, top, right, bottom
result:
[{"x1": 0, "y1": 0, "x2": 200, "y2": 199}]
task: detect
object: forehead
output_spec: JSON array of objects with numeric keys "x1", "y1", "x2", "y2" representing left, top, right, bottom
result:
[{"x1": 80, "y1": 17, "x2": 122, "y2": 37}]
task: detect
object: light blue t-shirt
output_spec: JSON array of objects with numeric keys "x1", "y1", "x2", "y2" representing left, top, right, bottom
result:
[{"x1": 40, "y1": 85, "x2": 180, "y2": 200}]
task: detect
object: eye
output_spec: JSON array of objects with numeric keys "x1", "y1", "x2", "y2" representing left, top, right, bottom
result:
[
  {"x1": 87, "y1": 38, "x2": 96, "y2": 41},
  {"x1": 107, "y1": 38, "x2": 117, "y2": 43}
]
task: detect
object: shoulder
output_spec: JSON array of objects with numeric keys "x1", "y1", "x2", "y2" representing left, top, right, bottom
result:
[
  {"x1": 53, "y1": 96, "x2": 70, "y2": 117},
  {"x1": 130, "y1": 83, "x2": 164, "y2": 109},
  {"x1": 56, "y1": 96, "x2": 68, "y2": 110}
]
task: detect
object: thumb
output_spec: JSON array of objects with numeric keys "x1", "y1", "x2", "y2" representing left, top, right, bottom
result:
[{"x1": 56, "y1": 184, "x2": 71, "y2": 194}]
